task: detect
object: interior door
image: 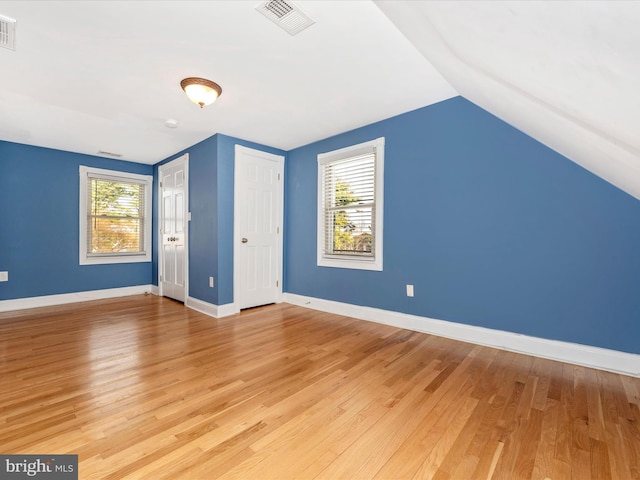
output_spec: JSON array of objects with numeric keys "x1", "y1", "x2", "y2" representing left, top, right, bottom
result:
[
  {"x1": 160, "y1": 155, "x2": 188, "y2": 302},
  {"x1": 235, "y1": 147, "x2": 284, "y2": 310}
]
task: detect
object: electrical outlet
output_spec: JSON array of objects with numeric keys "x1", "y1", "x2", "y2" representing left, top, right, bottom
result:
[
  {"x1": 0, "y1": 271, "x2": 8, "y2": 282},
  {"x1": 406, "y1": 284, "x2": 414, "y2": 297},
  {"x1": 209, "y1": 276, "x2": 214, "y2": 288}
]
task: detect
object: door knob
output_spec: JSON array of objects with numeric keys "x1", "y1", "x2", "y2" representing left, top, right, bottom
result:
[{"x1": 241, "y1": 238, "x2": 248, "y2": 243}]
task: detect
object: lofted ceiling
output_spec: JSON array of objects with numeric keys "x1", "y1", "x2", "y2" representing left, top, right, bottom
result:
[
  {"x1": 376, "y1": 0, "x2": 640, "y2": 200},
  {"x1": 1, "y1": 1, "x2": 639, "y2": 200}
]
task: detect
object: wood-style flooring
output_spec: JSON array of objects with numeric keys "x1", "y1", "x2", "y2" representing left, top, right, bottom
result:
[{"x1": 0, "y1": 295, "x2": 639, "y2": 479}]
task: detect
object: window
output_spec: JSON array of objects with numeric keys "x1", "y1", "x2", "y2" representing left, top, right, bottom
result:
[
  {"x1": 317, "y1": 137, "x2": 384, "y2": 270},
  {"x1": 79, "y1": 166, "x2": 152, "y2": 265}
]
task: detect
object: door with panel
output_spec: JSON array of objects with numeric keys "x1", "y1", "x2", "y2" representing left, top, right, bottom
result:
[
  {"x1": 235, "y1": 147, "x2": 284, "y2": 310},
  {"x1": 159, "y1": 155, "x2": 188, "y2": 302}
]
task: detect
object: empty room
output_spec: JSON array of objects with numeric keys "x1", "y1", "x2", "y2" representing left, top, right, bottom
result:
[{"x1": 1, "y1": 1, "x2": 639, "y2": 479}]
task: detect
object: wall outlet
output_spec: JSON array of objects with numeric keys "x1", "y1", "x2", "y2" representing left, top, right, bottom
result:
[
  {"x1": 406, "y1": 284, "x2": 414, "y2": 297},
  {"x1": 209, "y1": 276, "x2": 214, "y2": 288},
  {"x1": 0, "y1": 271, "x2": 8, "y2": 282}
]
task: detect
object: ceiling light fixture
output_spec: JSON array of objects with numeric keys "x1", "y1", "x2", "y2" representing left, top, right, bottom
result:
[{"x1": 180, "y1": 77, "x2": 222, "y2": 108}]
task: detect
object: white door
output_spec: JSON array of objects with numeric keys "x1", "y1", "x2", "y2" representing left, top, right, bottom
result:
[
  {"x1": 234, "y1": 146, "x2": 284, "y2": 310},
  {"x1": 159, "y1": 155, "x2": 188, "y2": 302}
]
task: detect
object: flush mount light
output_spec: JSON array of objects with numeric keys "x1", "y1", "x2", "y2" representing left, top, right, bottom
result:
[{"x1": 180, "y1": 77, "x2": 222, "y2": 108}]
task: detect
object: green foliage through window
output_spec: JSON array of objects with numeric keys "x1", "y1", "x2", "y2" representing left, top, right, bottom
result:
[
  {"x1": 322, "y1": 153, "x2": 375, "y2": 257},
  {"x1": 88, "y1": 178, "x2": 145, "y2": 254},
  {"x1": 317, "y1": 137, "x2": 383, "y2": 270},
  {"x1": 330, "y1": 180, "x2": 372, "y2": 254}
]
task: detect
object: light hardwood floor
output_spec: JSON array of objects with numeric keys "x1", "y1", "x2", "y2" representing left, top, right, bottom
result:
[{"x1": 0, "y1": 295, "x2": 638, "y2": 479}]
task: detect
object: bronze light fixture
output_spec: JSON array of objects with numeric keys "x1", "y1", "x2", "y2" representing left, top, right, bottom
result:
[{"x1": 180, "y1": 77, "x2": 222, "y2": 108}]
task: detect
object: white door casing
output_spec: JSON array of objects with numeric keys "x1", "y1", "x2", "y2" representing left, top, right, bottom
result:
[
  {"x1": 234, "y1": 146, "x2": 284, "y2": 310},
  {"x1": 159, "y1": 154, "x2": 188, "y2": 302}
]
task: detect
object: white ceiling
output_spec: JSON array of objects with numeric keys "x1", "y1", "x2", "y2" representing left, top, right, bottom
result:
[
  {"x1": 1, "y1": 1, "x2": 639, "y2": 200},
  {"x1": 376, "y1": 0, "x2": 640, "y2": 200},
  {"x1": 0, "y1": 0, "x2": 455, "y2": 164}
]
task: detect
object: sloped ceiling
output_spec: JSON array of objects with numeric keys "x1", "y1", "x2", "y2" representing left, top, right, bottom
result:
[
  {"x1": 1, "y1": 1, "x2": 639, "y2": 201},
  {"x1": 375, "y1": 0, "x2": 640, "y2": 200}
]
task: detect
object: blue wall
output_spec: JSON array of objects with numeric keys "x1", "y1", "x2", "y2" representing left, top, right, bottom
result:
[
  {"x1": 0, "y1": 141, "x2": 153, "y2": 300},
  {"x1": 4, "y1": 97, "x2": 639, "y2": 356},
  {"x1": 154, "y1": 135, "x2": 219, "y2": 305},
  {"x1": 284, "y1": 97, "x2": 640, "y2": 354},
  {"x1": 216, "y1": 134, "x2": 286, "y2": 305},
  {"x1": 153, "y1": 134, "x2": 285, "y2": 306}
]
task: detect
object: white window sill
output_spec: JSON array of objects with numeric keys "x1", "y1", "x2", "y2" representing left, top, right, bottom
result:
[{"x1": 318, "y1": 256, "x2": 382, "y2": 271}]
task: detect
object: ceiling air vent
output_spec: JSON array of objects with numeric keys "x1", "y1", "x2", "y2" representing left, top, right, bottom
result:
[
  {"x1": 256, "y1": 0, "x2": 315, "y2": 36},
  {"x1": 0, "y1": 14, "x2": 16, "y2": 51},
  {"x1": 97, "y1": 150, "x2": 123, "y2": 158}
]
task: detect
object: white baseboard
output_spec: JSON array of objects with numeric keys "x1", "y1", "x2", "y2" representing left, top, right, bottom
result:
[
  {"x1": 0, "y1": 285, "x2": 155, "y2": 312},
  {"x1": 185, "y1": 296, "x2": 236, "y2": 319},
  {"x1": 217, "y1": 302, "x2": 239, "y2": 318},
  {"x1": 283, "y1": 293, "x2": 640, "y2": 378}
]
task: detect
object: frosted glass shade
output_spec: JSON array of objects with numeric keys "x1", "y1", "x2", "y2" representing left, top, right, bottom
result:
[{"x1": 180, "y1": 78, "x2": 222, "y2": 108}]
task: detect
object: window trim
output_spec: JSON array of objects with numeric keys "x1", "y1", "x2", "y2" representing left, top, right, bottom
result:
[
  {"x1": 79, "y1": 166, "x2": 153, "y2": 265},
  {"x1": 317, "y1": 137, "x2": 384, "y2": 271}
]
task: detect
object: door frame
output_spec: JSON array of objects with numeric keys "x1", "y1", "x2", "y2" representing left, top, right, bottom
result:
[
  {"x1": 233, "y1": 145, "x2": 285, "y2": 312},
  {"x1": 158, "y1": 153, "x2": 189, "y2": 301}
]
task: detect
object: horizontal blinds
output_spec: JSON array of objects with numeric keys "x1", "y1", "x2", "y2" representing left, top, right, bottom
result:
[
  {"x1": 87, "y1": 176, "x2": 145, "y2": 255},
  {"x1": 322, "y1": 152, "x2": 376, "y2": 257}
]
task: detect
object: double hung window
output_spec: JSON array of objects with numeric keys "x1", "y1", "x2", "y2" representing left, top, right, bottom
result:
[
  {"x1": 317, "y1": 137, "x2": 384, "y2": 270},
  {"x1": 79, "y1": 166, "x2": 152, "y2": 265}
]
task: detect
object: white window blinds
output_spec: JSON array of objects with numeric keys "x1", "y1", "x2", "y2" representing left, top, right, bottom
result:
[
  {"x1": 79, "y1": 166, "x2": 153, "y2": 265},
  {"x1": 87, "y1": 175, "x2": 146, "y2": 256},
  {"x1": 321, "y1": 152, "x2": 376, "y2": 257},
  {"x1": 317, "y1": 137, "x2": 384, "y2": 271}
]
